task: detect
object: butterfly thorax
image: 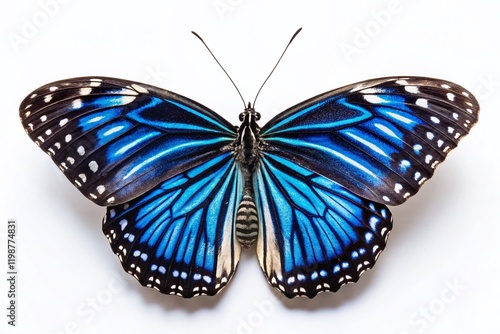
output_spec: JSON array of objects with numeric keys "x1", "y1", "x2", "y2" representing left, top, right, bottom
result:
[
  {"x1": 234, "y1": 104, "x2": 261, "y2": 249},
  {"x1": 234, "y1": 104, "x2": 261, "y2": 168}
]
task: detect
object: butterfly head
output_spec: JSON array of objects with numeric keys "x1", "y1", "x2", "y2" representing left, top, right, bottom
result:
[{"x1": 239, "y1": 102, "x2": 261, "y2": 124}]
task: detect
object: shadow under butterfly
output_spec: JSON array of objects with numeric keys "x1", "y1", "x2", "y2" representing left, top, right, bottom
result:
[{"x1": 19, "y1": 28, "x2": 479, "y2": 299}]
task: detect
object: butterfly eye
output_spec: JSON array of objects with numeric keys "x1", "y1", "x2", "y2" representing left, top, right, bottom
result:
[
  {"x1": 239, "y1": 113, "x2": 245, "y2": 121},
  {"x1": 255, "y1": 112, "x2": 261, "y2": 121}
]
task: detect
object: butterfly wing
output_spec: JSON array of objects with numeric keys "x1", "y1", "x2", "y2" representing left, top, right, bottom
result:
[
  {"x1": 261, "y1": 77, "x2": 479, "y2": 205},
  {"x1": 103, "y1": 152, "x2": 244, "y2": 297},
  {"x1": 19, "y1": 77, "x2": 236, "y2": 206},
  {"x1": 254, "y1": 153, "x2": 392, "y2": 298},
  {"x1": 256, "y1": 77, "x2": 478, "y2": 298}
]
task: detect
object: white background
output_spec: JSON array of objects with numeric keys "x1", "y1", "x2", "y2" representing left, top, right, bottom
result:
[{"x1": 1, "y1": 0, "x2": 499, "y2": 333}]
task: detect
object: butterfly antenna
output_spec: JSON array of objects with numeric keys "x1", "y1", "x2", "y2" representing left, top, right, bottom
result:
[
  {"x1": 253, "y1": 27, "x2": 302, "y2": 108},
  {"x1": 192, "y1": 31, "x2": 247, "y2": 109}
]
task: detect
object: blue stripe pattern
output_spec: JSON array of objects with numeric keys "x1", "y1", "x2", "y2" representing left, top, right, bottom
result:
[
  {"x1": 20, "y1": 77, "x2": 236, "y2": 206},
  {"x1": 102, "y1": 152, "x2": 243, "y2": 297},
  {"x1": 255, "y1": 154, "x2": 392, "y2": 298},
  {"x1": 261, "y1": 78, "x2": 478, "y2": 205}
]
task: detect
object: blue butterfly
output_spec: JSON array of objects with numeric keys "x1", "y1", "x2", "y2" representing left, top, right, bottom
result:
[{"x1": 19, "y1": 72, "x2": 478, "y2": 298}]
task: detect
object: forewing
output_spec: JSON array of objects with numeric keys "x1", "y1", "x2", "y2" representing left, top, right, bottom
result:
[
  {"x1": 254, "y1": 154, "x2": 392, "y2": 298},
  {"x1": 20, "y1": 77, "x2": 236, "y2": 205},
  {"x1": 102, "y1": 152, "x2": 243, "y2": 297},
  {"x1": 261, "y1": 77, "x2": 479, "y2": 205}
]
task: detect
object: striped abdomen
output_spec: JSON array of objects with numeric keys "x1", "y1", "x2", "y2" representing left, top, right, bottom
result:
[{"x1": 235, "y1": 193, "x2": 259, "y2": 249}]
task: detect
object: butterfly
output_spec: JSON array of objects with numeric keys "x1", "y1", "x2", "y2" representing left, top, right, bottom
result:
[
  {"x1": 19, "y1": 74, "x2": 479, "y2": 298},
  {"x1": 19, "y1": 24, "x2": 480, "y2": 300}
]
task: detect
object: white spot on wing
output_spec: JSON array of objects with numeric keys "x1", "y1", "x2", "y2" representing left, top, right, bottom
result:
[
  {"x1": 404, "y1": 86, "x2": 419, "y2": 93},
  {"x1": 360, "y1": 88, "x2": 380, "y2": 94},
  {"x1": 119, "y1": 219, "x2": 127, "y2": 230},
  {"x1": 416, "y1": 98, "x2": 428, "y2": 108},
  {"x1": 120, "y1": 96, "x2": 137, "y2": 104},
  {"x1": 89, "y1": 78, "x2": 102, "y2": 87},
  {"x1": 131, "y1": 83, "x2": 149, "y2": 94},
  {"x1": 96, "y1": 185, "x2": 105, "y2": 194},
  {"x1": 77, "y1": 146, "x2": 85, "y2": 156},
  {"x1": 89, "y1": 161, "x2": 98, "y2": 173},
  {"x1": 364, "y1": 95, "x2": 387, "y2": 104},
  {"x1": 80, "y1": 87, "x2": 92, "y2": 95},
  {"x1": 72, "y1": 99, "x2": 83, "y2": 109}
]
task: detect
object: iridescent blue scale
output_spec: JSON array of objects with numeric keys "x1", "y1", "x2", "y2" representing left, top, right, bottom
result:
[{"x1": 20, "y1": 75, "x2": 479, "y2": 298}]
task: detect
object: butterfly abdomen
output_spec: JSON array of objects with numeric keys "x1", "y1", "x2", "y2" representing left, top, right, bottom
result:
[{"x1": 235, "y1": 193, "x2": 259, "y2": 249}]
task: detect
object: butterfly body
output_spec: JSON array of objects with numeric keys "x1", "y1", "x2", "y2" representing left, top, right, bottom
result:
[
  {"x1": 20, "y1": 76, "x2": 479, "y2": 298},
  {"x1": 234, "y1": 104, "x2": 262, "y2": 248}
]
